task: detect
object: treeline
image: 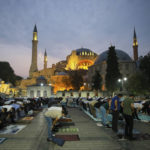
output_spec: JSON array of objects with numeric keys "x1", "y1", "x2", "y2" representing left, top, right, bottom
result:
[{"x1": 0, "y1": 61, "x2": 22, "y2": 86}]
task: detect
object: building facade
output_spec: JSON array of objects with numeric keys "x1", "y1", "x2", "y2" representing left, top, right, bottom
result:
[
  {"x1": 88, "y1": 29, "x2": 138, "y2": 91},
  {"x1": 27, "y1": 76, "x2": 53, "y2": 98}
]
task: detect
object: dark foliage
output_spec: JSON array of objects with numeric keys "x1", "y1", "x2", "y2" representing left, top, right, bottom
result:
[
  {"x1": 139, "y1": 52, "x2": 150, "y2": 87},
  {"x1": 0, "y1": 61, "x2": 22, "y2": 86},
  {"x1": 91, "y1": 71, "x2": 102, "y2": 91},
  {"x1": 67, "y1": 69, "x2": 86, "y2": 90},
  {"x1": 105, "y1": 46, "x2": 121, "y2": 92}
]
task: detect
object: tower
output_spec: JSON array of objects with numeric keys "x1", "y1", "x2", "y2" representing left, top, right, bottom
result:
[
  {"x1": 133, "y1": 28, "x2": 138, "y2": 61},
  {"x1": 44, "y1": 49, "x2": 47, "y2": 69},
  {"x1": 29, "y1": 25, "x2": 38, "y2": 77}
]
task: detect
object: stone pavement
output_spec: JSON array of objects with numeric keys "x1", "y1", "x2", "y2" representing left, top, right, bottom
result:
[{"x1": 0, "y1": 107, "x2": 150, "y2": 150}]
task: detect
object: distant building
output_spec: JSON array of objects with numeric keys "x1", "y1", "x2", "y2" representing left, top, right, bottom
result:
[
  {"x1": 20, "y1": 25, "x2": 98, "y2": 95},
  {"x1": 20, "y1": 26, "x2": 139, "y2": 96},
  {"x1": 88, "y1": 29, "x2": 139, "y2": 91},
  {"x1": 0, "y1": 80, "x2": 17, "y2": 97},
  {"x1": 27, "y1": 76, "x2": 53, "y2": 98}
]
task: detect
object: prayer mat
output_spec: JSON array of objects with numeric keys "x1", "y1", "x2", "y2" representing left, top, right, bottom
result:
[
  {"x1": 60, "y1": 122, "x2": 75, "y2": 126},
  {"x1": 52, "y1": 137, "x2": 65, "y2": 146},
  {"x1": 55, "y1": 135, "x2": 80, "y2": 141},
  {"x1": 59, "y1": 118, "x2": 72, "y2": 122},
  {"x1": 0, "y1": 125, "x2": 26, "y2": 134},
  {"x1": 59, "y1": 128, "x2": 79, "y2": 133},
  {"x1": 0, "y1": 138, "x2": 6, "y2": 144},
  {"x1": 22, "y1": 116, "x2": 34, "y2": 121}
]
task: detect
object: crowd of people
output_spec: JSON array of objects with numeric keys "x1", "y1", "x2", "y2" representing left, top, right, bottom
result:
[
  {"x1": 0, "y1": 97, "x2": 52, "y2": 129},
  {"x1": 0, "y1": 94, "x2": 150, "y2": 143}
]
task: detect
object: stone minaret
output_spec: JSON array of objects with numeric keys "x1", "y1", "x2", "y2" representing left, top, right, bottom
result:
[
  {"x1": 44, "y1": 49, "x2": 47, "y2": 69},
  {"x1": 29, "y1": 25, "x2": 38, "y2": 77},
  {"x1": 133, "y1": 28, "x2": 138, "y2": 61}
]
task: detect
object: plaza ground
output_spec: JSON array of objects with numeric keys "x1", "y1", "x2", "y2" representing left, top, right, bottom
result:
[{"x1": 0, "y1": 107, "x2": 150, "y2": 150}]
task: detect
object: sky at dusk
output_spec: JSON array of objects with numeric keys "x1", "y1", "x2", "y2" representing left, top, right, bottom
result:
[{"x1": 0, "y1": 0, "x2": 150, "y2": 78}]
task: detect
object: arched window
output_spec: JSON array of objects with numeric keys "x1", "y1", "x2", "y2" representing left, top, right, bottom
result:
[
  {"x1": 30, "y1": 90, "x2": 34, "y2": 98},
  {"x1": 43, "y1": 91, "x2": 47, "y2": 98},
  {"x1": 37, "y1": 90, "x2": 40, "y2": 97}
]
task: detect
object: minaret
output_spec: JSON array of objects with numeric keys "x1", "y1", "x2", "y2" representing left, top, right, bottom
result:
[
  {"x1": 133, "y1": 28, "x2": 138, "y2": 61},
  {"x1": 44, "y1": 49, "x2": 47, "y2": 69},
  {"x1": 29, "y1": 25, "x2": 38, "y2": 77}
]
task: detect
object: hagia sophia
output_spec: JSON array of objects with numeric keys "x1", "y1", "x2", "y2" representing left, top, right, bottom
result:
[{"x1": 19, "y1": 25, "x2": 138, "y2": 97}]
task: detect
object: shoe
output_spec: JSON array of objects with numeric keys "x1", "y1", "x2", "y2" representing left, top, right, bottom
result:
[
  {"x1": 118, "y1": 137, "x2": 127, "y2": 141},
  {"x1": 47, "y1": 138, "x2": 52, "y2": 142},
  {"x1": 96, "y1": 123, "x2": 102, "y2": 127},
  {"x1": 105, "y1": 124, "x2": 111, "y2": 128}
]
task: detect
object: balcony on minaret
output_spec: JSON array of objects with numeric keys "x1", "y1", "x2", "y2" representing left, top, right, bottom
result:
[{"x1": 33, "y1": 33, "x2": 37, "y2": 41}]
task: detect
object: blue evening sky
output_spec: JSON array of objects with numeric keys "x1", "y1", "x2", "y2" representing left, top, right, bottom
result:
[{"x1": 0, "y1": 0, "x2": 150, "y2": 77}]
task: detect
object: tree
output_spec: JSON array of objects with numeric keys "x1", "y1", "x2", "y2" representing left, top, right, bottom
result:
[
  {"x1": 105, "y1": 46, "x2": 121, "y2": 93},
  {"x1": 0, "y1": 61, "x2": 22, "y2": 86},
  {"x1": 139, "y1": 52, "x2": 150, "y2": 89},
  {"x1": 91, "y1": 71, "x2": 102, "y2": 91},
  {"x1": 127, "y1": 72, "x2": 149, "y2": 95},
  {"x1": 67, "y1": 69, "x2": 86, "y2": 90}
]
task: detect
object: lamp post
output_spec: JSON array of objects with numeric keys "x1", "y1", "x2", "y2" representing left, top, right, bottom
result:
[{"x1": 118, "y1": 77, "x2": 127, "y2": 91}]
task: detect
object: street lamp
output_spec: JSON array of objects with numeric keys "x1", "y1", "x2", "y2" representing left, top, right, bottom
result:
[{"x1": 118, "y1": 77, "x2": 127, "y2": 91}]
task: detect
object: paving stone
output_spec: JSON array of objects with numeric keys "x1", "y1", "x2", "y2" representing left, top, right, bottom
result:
[{"x1": 0, "y1": 107, "x2": 149, "y2": 150}]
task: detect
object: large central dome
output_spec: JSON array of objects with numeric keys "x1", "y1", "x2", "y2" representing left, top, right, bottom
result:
[
  {"x1": 94, "y1": 49, "x2": 132, "y2": 65},
  {"x1": 76, "y1": 48, "x2": 97, "y2": 56},
  {"x1": 66, "y1": 48, "x2": 97, "y2": 70}
]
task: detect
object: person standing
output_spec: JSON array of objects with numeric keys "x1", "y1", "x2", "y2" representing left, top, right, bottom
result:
[
  {"x1": 122, "y1": 94, "x2": 135, "y2": 140},
  {"x1": 111, "y1": 94, "x2": 123, "y2": 132}
]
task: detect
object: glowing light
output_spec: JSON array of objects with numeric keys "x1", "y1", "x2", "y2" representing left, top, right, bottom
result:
[
  {"x1": 123, "y1": 77, "x2": 127, "y2": 81},
  {"x1": 118, "y1": 79, "x2": 121, "y2": 82}
]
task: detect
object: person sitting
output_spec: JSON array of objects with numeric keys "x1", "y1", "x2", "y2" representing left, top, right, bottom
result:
[{"x1": 44, "y1": 106, "x2": 67, "y2": 142}]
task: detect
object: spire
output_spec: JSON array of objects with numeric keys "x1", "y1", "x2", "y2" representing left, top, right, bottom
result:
[
  {"x1": 33, "y1": 24, "x2": 37, "y2": 32},
  {"x1": 44, "y1": 49, "x2": 47, "y2": 56},
  {"x1": 133, "y1": 27, "x2": 136, "y2": 39},
  {"x1": 44, "y1": 49, "x2": 47, "y2": 69},
  {"x1": 133, "y1": 27, "x2": 138, "y2": 61}
]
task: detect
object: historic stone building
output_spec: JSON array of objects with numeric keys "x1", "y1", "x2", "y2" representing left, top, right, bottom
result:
[
  {"x1": 20, "y1": 25, "x2": 98, "y2": 96},
  {"x1": 27, "y1": 76, "x2": 53, "y2": 98},
  {"x1": 19, "y1": 25, "x2": 139, "y2": 96},
  {"x1": 88, "y1": 29, "x2": 139, "y2": 91}
]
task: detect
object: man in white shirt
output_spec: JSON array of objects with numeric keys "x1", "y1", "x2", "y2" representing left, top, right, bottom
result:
[{"x1": 44, "y1": 106, "x2": 66, "y2": 141}]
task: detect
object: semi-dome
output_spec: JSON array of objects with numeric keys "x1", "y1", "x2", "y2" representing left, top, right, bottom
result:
[
  {"x1": 75, "y1": 48, "x2": 97, "y2": 56},
  {"x1": 36, "y1": 76, "x2": 47, "y2": 85},
  {"x1": 94, "y1": 49, "x2": 132, "y2": 65}
]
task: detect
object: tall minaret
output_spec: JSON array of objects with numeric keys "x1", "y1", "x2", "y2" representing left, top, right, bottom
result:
[
  {"x1": 133, "y1": 28, "x2": 138, "y2": 61},
  {"x1": 44, "y1": 49, "x2": 47, "y2": 69},
  {"x1": 29, "y1": 25, "x2": 38, "y2": 77}
]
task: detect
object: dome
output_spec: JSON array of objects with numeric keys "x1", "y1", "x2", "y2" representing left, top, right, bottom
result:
[
  {"x1": 36, "y1": 76, "x2": 47, "y2": 85},
  {"x1": 56, "y1": 72, "x2": 67, "y2": 75},
  {"x1": 75, "y1": 48, "x2": 97, "y2": 56},
  {"x1": 94, "y1": 49, "x2": 132, "y2": 65}
]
